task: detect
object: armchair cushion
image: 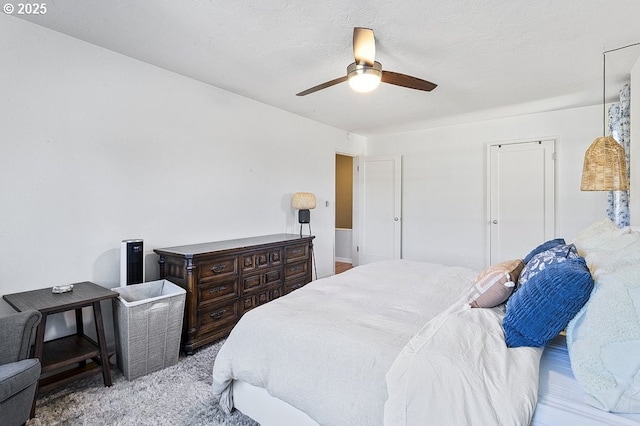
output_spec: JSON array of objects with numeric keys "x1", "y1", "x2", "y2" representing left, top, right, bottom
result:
[{"x1": 0, "y1": 359, "x2": 40, "y2": 402}]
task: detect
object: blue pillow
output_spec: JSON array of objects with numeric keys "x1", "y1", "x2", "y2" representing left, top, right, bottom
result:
[
  {"x1": 523, "y1": 238, "x2": 566, "y2": 264},
  {"x1": 518, "y1": 244, "x2": 578, "y2": 287},
  {"x1": 503, "y1": 257, "x2": 593, "y2": 348}
]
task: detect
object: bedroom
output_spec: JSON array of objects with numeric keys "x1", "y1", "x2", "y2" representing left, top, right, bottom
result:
[{"x1": 1, "y1": 1, "x2": 640, "y2": 424}]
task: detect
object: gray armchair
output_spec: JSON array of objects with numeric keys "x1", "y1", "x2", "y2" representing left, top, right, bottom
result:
[{"x1": 0, "y1": 310, "x2": 42, "y2": 426}]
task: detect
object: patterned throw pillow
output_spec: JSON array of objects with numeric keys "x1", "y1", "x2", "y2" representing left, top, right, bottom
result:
[
  {"x1": 468, "y1": 259, "x2": 524, "y2": 308},
  {"x1": 503, "y1": 256, "x2": 593, "y2": 348},
  {"x1": 518, "y1": 244, "x2": 578, "y2": 288},
  {"x1": 523, "y1": 238, "x2": 566, "y2": 264}
]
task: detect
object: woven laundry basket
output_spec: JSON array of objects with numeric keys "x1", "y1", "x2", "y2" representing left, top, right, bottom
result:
[{"x1": 112, "y1": 280, "x2": 185, "y2": 380}]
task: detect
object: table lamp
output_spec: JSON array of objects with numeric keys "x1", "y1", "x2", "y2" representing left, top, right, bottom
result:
[{"x1": 291, "y1": 192, "x2": 316, "y2": 236}]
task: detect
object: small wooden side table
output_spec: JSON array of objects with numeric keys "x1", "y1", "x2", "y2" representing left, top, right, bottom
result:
[{"x1": 3, "y1": 281, "x2": 117, "y2": 415}]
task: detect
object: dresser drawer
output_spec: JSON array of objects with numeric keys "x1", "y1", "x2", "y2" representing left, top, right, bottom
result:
[
  {"x1": 285, "y1": 243, "x2": 309, "y2": 263},
  {"x1": 284, "y1": 261, "x2": 308, "y2": 281},
  {"x1": 270, "y1": 286, "x2": 283, "y2": 300},
  {"x1": 198, "y1": 278, "x2": 238, "y2": 306},
  {"x1": 199, "y1": 257, "x2": 238, "y2": 283},
  {"x1": 284, "y1": 277, "x2": 308, "y2": 294},
  {"x1": 242, "y1": 289, "x2": 269, "y2": 313},
  {"x1": 197, "y1": 300, "x2": 240, "y2": 333},
  {"x1": 241, "y1": 248, "x2": 283, "y2": 273},
  {"x1": 243, "y1": 268, "x2": 282, "y2": 291},
  {"x1": 242, "y1": 285, "x2": 283, "y2": 313}
]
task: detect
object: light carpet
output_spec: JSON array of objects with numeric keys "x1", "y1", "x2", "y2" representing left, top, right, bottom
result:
[{"x1": 27, "y1": 339, "x2": 258, "y2": 426}]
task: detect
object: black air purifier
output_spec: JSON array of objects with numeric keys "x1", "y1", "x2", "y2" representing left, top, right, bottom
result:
[{"x1": 121, "y1": 239, "x2": 144, "y2": 286}]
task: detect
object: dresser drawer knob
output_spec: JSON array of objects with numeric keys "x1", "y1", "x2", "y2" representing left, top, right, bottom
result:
[
  {"x1": 209, "y1": 285, "x2": 227, "y2": 294},
  {"x1": 211, "y1": 264, "x2": 226, "y2": 274},
  {"x1": 210, "y1": 309, "x2": 226, "y2": 319}
]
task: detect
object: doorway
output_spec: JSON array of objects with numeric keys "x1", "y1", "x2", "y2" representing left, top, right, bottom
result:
[
  {"x1": 335, "y1": 154, "x2": 354, "y2": 273},
  {"x1": 335, "y1": 154, "x2": 403, "y2": 272}
]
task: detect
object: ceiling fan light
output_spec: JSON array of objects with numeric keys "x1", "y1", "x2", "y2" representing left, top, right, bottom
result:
[{"x1": 347, "y1": 62, "x2": 382, "y2": 93}]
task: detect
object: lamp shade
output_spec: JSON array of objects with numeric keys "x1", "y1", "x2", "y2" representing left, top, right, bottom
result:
[
  {"x1": 580, "y1": 136, "x2": 629, "y2": 191},
  {"x1": 291, "y1": 192, "x2": 316, "y2": 209}
]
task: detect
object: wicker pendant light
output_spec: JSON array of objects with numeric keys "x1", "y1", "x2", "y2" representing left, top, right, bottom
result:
[
  {"x1": 580, "y1": 136, "x2": 629, "y2": 191},
  {"x1": 580, "y1": 44, "x2": 637, "y2": 192}
]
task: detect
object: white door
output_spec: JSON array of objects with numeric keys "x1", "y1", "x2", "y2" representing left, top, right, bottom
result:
[
  {"x1": 488, "y1": 140, "x2": 555, "y2": 264},
  {"x1": 354, "y1": 155, "x2": 402, "y2": 265}
]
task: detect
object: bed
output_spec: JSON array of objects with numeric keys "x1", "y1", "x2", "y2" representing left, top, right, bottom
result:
[{"x1": 212, "y1": 220, "x2": 640, "y2": 425}]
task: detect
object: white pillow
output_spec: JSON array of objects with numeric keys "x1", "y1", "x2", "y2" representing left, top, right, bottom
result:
[
  {"x1": 566, "y1": 224, "x2": 640, "y2": 412},
  {"x1": 572, "y1": 219, "x2": 631, "y2": 257}
]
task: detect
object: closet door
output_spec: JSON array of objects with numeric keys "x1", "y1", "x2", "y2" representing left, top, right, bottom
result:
[
  {"x1": 488, "y1": 140, "x2": 555, "y2": 264},
  {"x1": 355, "y1": 155, "x2": 402, "y2": 265}
]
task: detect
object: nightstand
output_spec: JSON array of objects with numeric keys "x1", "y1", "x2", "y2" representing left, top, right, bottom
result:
[{"x1": 3, "y1": 281, "x2": 117, "y2": 415}]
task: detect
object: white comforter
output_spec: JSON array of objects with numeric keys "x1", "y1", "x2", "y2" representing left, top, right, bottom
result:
[
  {"x1": 385, "y1": 296, "x2": 542, "y2": 425},
  {"x1": 211, "y1": 259, "x2": 542, "y2": 425}
]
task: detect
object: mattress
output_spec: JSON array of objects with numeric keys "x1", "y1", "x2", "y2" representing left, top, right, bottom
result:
[{"x1": 533, "y1": 335, "x2": 640, "y2": 426}]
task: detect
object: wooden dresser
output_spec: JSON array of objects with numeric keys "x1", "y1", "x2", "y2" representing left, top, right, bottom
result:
[{"x1": 154, "y1": 234, "x2": 314, "y2": 354}]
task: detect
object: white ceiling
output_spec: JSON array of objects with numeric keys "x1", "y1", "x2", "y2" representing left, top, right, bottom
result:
[{"x1": 13, "y1": 0, "x2": 640, "y2": 136}]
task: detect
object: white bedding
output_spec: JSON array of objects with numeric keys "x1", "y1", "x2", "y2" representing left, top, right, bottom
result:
[
  {"x1": 229, "y1": 336, "x2": 640, "y2": 426},
  {"x1": 385, "y1": 296, "x2": 542, "y2": 425},
  {"x1": 212, "y1": 259, "x2": 544, "y2": 425},
  {"x1": 212, "y1": 259, "x2": 477, "y2": 425}
]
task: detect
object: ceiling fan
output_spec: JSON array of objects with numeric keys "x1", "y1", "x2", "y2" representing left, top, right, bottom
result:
[{"x1": 296, "y1": 27, "x2": 437, "y2": 96}]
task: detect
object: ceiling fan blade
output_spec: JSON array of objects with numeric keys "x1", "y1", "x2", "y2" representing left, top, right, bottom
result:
[
  {"x1": 353, "y1": 27, "x2": 375, "y2": 66},
  {"x1": 382, "y1": 71, "x2": 437, "y2": 92},
  {"x1": 296, "y1": 76, "x2": 348, "y2": 96}
]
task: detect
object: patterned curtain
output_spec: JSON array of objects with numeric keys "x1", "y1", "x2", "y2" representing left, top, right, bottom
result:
[{"x1": 607, "y1": 84, "x2": 631, "y2": 227}]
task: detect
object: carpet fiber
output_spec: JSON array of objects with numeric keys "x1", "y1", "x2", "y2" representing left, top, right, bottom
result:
[{"x1": 28, "y1": 339, "x2": 259, "y2": 426}]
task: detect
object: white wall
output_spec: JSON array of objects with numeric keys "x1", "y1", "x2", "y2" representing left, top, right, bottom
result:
[
  {"x1": 0, "y1": 16, "x2": 365, "y2": 339},
  {"x1": 366, "y1": 105, "x2": 610, "y2": 270},
  {"x1": 334, "y1": 229, "x2": 352, "y2": 262}
]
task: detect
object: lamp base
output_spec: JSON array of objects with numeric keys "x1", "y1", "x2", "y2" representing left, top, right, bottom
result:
[
  {"x1": 298, "y1": 223, "x2": 312, "y2": 237},
  {"x1": 298, "y1": 209, "x2": 310, "y2": 224}
]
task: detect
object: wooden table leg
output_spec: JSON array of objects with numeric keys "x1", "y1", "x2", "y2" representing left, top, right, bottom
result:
[
  {"x1": 75, "y1": 308, "x2": 87, "y2": 368},
  {"x1": 30, "y1": 313, "x2": 47, "y2": 418},
  {"x1": 92, "y1": 301, "x2": 112, "y2": 387},
  {"x1": 75, "y1": 308, "x2": 84, "y2": 336}
]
